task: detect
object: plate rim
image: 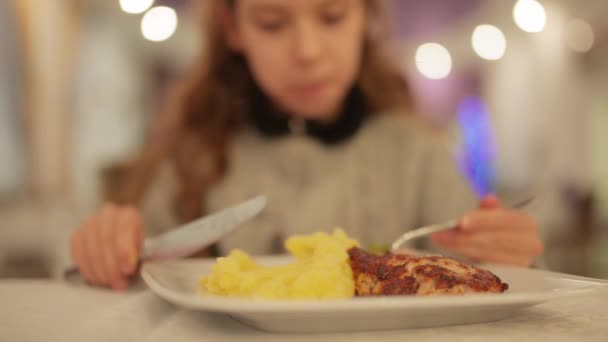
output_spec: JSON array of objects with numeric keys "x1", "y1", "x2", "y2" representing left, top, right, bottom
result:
[{"x1": 140, "y1": 260, "x2": 607, "y2": 314}]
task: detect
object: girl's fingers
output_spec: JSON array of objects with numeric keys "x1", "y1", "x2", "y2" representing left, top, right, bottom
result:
[
  {"x1": 431, "y1": 228, "x2": 542, "y2": 267},
  {"x1": 479, "y1": 195, "x2": 501, "y2": 209},
  {"x1": 115, "y1": 207, "x2": 143, "y2": 276},
  {"x1": 432, "y1": 230, "x2": 543, "y2": 257},
  {"x1": 82, "y1": 218, "x2": 106, "y2": 285},
  {"x1": 460, "y1": 209, "x2": 538, "y2": 233},
  {"x1": 439, "y1": 243, "x2": 534, "y2": 267},
  {"x1": 71, "y1": 229, "x2": 96, "y2": 284},
  {"x1": 98, "y1": 205, "x2": 127, "y2": 290},
  {"x1": 70, "y1": 204, "x2": 146, "y2": 290}
]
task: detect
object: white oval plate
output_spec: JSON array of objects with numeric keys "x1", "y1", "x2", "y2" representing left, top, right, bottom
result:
[{"x1": 141, "y1": 256, "x2": 607, "y2": 333}]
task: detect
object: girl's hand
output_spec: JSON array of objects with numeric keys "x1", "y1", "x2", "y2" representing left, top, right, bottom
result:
[
  {"x1": 430, "y1": 196, "x2": 543, "y2": 267},
  {"x1": 70, "y1": 204, "x2": 144, "y2": 291}
]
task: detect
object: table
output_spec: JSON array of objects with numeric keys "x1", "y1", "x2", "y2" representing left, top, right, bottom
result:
[{"x1": 1, "y1": 279, "x2": 607, "y2": 342}]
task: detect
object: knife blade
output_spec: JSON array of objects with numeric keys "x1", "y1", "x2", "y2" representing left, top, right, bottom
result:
[{"x1": 143, "y1": 194, "x2": 267, "y2": 260}]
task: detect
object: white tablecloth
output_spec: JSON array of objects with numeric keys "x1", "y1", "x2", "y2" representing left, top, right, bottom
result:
[{"x1": 2, "y1": 279, "x2": 608, "y2": 342}]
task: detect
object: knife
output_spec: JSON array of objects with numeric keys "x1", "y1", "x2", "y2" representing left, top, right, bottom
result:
[
  {"x1": 64, "y1": 195, "x2": 267, "y2": 280},
  {"x1": 143, "y1": 194, "x2": 267, "y2": 260}
]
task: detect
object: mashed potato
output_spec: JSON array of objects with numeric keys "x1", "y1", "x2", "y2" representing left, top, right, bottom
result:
[{"x1": 199, "y1": 228, "x2": 359, "y2": 299}]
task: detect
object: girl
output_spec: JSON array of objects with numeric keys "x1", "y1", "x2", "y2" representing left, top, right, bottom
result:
[{"x1": 70, "y1": 0, "x2": 542, "y2": 291}]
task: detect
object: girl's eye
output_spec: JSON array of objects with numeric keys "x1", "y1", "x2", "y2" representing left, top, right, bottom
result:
[
  {"x1": 256, "y1": 20, "x2": 286, "y2": 32},
  {"x1": 322, "y1": 11, "x2": 346, "y2": 26}
]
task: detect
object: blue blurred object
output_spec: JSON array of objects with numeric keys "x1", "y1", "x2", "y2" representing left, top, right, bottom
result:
[{"x1": 456, "y1": 96, "x2": 497, "y2": 197}]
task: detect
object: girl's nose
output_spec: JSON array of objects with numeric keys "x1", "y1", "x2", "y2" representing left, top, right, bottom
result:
[{"x1": 292, "y1": 21, "x2": 323, "y2": 65}]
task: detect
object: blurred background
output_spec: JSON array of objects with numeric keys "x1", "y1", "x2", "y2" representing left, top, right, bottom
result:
[{"x1": 0, "y1": 0, "x2": 606, "y2": 279}]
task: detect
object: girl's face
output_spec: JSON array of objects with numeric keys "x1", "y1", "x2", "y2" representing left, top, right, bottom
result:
[{"x1": 227, "y1": 0, "x2": 367, "y2": 121}]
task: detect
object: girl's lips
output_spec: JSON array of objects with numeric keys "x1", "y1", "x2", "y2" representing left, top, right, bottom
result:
[{"x1": 290, "y1": 81, "x2": 331, "y2": 97}]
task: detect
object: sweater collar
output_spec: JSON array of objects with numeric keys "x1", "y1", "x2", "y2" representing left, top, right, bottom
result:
[{"x1": 249, "y1": 87, "x2": 369, "y2": 145}]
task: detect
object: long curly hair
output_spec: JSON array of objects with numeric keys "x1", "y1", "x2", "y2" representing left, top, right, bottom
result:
[{"x1": 117, "y1": 0, "x2": 412, "y2": 222}]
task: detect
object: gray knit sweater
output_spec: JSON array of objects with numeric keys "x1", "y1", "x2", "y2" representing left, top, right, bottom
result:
[{"x1": 142, "y1": 113, "x2": 478, "y2": 255}]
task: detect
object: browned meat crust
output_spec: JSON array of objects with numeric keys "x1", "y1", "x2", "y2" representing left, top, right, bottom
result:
[{"x1": 348, "y1": 247, "x2": 508, "y2": 296}]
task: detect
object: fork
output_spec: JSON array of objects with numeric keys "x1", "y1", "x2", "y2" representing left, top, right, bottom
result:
[{"x1": 390, "y1": 197, "x2": 534, "y2": 252}]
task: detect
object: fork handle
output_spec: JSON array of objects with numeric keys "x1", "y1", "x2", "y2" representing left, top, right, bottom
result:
[{"x1": 391, "y1": 219, "x2": 458, "y2": 252}]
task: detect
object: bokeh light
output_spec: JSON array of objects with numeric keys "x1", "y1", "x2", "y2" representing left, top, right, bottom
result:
[
  {"x1": 565, "y1": 19, "x2": 594, "y2": 53},
  {"x1": 472, "y1": 25, "x2": 507, "y2": 61},
  {"x1": 141, "y1": 6, "x2": 178, "y2": 42},
  {"x1": 119, "y1": 0, "x2": 154, "y2": 14},
  {"x1": 513, "y1": 0, "x2": 547, "y2": 33},
  {"x1": 415, "y1": 43, "x2": 453, "y2": 80}
]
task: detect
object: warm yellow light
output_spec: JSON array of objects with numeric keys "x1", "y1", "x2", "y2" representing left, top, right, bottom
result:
[
  {"x1": 415, "y1": 43, "x2": 452, "y2": 80},
  {"x1": 472, "y1": 25, "x2": 507, "y2": 61},
  {"x1": 513, "y1": 0, "x2": 547, "y2": 33},
  {"x1": 119, "y1": 0, "x2": 154, "y2": 14},
  {"x1": 141, "y1": 6, "x2": 178, "y2": 42}
]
